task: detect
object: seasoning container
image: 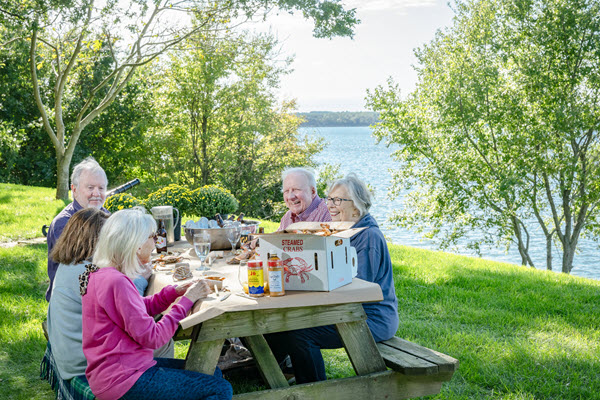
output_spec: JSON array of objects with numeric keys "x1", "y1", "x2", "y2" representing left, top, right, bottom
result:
[
  {"x1": 267, "y1": 254, "x2": 285, "y2": 297},
  {"x1": 247, "y1": 260, "x2": 265, "y2": 297}
]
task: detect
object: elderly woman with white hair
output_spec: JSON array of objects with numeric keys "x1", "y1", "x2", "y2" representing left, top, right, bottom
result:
[
  {"x1": 272, "y1": 173, "x2": 399, "y2": 384},
  {"x1": 80, "y1": 208, "x2": 232, "y2": 400}
]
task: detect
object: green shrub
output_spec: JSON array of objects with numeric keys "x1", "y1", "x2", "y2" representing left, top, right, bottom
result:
[
  {"x1": 189, "y1": 185, "x2": 239, "y2": 218},
  {"x1": 143, "y1": 184, "x2": 193, "y2": 215},
  {"x1": 104, "y1": 192, "x2": 143, "y2": 213}
]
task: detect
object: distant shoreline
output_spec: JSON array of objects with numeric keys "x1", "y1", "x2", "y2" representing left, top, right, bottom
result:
[{"x1": 296, "y1": 111, "x2": 379, "y2": 127}]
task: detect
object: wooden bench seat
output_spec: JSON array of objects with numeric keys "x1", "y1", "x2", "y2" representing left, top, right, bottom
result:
[{"x1": 377, "y1": 336, "x2": 459, "y2": 381}]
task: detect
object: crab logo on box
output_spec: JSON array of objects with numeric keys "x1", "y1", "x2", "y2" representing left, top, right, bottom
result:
[
  {"x1": 281, "y1": 239, "x2": 303, "y2": 252},
  {"x1": 283, "y1": 257, "x2": 313, "y2": 283}
]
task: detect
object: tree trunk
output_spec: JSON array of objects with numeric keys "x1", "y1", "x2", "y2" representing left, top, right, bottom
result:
[
  {"x1": 545, "y1": 234, "x2": 553, "y2": 271},
  {"x1": 562, "y1": 242, "x2": 575, "y2": 274},
  {"x1": 201, "y1": 114, "x2": 209, "y2": 186},
  {"x1": 55, "y1": 150, "x2": 71, "y2": 200}
]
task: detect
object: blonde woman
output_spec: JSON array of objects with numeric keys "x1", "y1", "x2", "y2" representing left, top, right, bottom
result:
[{"x1": 80, "y1": 208, "x2": 232, "y2": 400}]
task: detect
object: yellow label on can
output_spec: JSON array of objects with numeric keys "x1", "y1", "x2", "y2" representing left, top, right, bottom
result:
[{"x1": 248, "y1": 268, "x2": 264, "y2": 295}]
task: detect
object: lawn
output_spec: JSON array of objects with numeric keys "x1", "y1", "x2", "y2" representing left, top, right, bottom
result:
[{"x1": 1, "y1": 184, "x2": 599, "y2": 399}]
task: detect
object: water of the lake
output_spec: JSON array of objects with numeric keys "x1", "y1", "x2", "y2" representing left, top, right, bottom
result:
[{"x1": 304, "y1": 126, "x2": 600, "y2": 281}]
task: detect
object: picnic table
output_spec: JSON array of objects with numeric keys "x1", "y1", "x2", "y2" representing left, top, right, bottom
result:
[{"x1": 148, "y1": 241, "x2": 458, "y2": 399}]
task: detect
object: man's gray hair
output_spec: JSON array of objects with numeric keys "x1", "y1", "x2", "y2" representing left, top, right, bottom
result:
[
  {"x1": 92, "y1": 207, "x2": 156, "y2": 278},
  {"x1": 281, "y1": 167, "x2": 317, "y2": 191},
  {"x1": 328, "y1": 173, "x2": 372, "y2": 218},
  {"x1": 71, "y1": 156, "x2": 107, "y2": 188}
]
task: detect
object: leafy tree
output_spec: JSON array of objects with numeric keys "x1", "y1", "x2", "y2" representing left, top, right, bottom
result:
[
  {"x1": 367, "y1": 0, "x2": 600, "y2": 273},
  {"x1": 150, "y1": 19, "x2": 324, "y2": 218},
  {"x1": 0, "y1": 0, "x2": 357, "y2": 200}
]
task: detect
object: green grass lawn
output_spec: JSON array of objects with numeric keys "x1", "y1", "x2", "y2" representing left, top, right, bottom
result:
[
  {"x1": 0, "y1": 183, "x2": 69, "y2": 243},
  {"x1": 1, "y1": 184, "x2": 599, "y2": 399}
]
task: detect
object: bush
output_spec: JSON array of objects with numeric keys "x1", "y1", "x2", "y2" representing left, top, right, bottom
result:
[
  {"x1": 189, "y1": 185, "x2": 239, "y2": 218},
  {"x1": 104, "y1": 193, "x2": 143, "y2": 213},
  {"x1": 143, "y1": 184, "x2": 193, "y2": 215}
]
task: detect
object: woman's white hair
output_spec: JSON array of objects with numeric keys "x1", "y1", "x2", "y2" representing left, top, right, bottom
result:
[
  {"x1": 92, "y1": 207, "x2": 156, "y2": 278},
  {"x1": 328, "y1": 173, "x2": 372, "y2": 218}
]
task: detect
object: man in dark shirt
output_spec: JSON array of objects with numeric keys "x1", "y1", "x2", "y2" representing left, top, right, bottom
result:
[{"x1": 46, "y1": 157, "x2": 108, "y2": 301}]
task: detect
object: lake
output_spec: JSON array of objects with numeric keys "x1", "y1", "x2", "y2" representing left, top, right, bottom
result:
[{"x1": 303, "y1": 126, "x2": 600, "y2": 281}]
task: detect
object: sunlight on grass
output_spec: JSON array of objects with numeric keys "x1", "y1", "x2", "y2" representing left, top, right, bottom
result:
[
  {"x1": 0, "y1": 184, "x2": 68, "y2": 243},
  {"x1": 2, "y1": 188, "x2": 600, "y2": 399}
]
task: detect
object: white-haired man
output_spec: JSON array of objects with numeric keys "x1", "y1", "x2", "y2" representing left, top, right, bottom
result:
[
  {"x1": 46, "y1": 157, "x2": 108, "y2": 302},
  {"x1": 278, "y1": 167, "x2": 331, "y2": 231}
]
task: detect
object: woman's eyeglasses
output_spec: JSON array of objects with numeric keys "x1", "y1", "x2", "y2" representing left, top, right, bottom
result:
[
  {"x1": 149, "y1": 233, "x2": 157, "y2": 243},
  {"x1": 326, "y1": 197, "x2": 353, "y2": 206}
]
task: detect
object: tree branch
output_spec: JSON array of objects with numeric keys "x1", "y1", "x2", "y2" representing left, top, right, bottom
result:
[{"x1": 30, "y1": 28, "x2": 60, "y2": 151}]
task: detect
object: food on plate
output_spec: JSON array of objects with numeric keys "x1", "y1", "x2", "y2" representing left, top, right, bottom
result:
[
  {"x1": 153, "y1": 252, "x2": 183, "y2": 269},
  {"x1": 203, "y1": 276, "x2": 226, "y2": 291},
  {"x1": 172, "y1": 263, "x2": 193, "y2": 281}
]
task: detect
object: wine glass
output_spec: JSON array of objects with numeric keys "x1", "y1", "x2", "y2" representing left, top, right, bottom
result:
[
  {"x1": 225, "y1": 222, "x2": 242, "y2": 256},
  {"x1": 193, "y1": 231, "x2": 211, "y2": 272}
]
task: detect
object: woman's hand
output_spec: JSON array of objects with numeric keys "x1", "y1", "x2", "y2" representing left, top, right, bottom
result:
[
  {"x1": 175, "y1": 280, "x2": 196, "y2": 296},
  {"x1": 182, "y1": 280, "x2": 211, "y2": 303},
  {"x1": 139, "y1": 262, "x2": 153, "y2": 280}
]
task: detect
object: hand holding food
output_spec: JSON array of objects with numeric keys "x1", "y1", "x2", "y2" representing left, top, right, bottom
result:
[
  {"x1": 183, "y1": 280, "x2": 211, "y2": 302},
  {"x1": 175, "y1": 280, "x2": 197, "y2": 296}
]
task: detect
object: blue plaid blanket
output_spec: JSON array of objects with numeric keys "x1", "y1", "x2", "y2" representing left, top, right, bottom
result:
[{"x1": 40, "y1": 342, "x2": 95, "y2": 400}]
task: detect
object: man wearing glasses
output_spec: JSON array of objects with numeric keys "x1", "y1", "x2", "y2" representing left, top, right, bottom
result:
[{"x1": 277, "y1": 168, "x2": 331, "y2": 231}]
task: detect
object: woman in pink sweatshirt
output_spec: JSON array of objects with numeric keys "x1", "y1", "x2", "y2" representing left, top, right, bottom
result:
[{"x1": 81, "y1": 207, "x2": 232, "y2": 400}]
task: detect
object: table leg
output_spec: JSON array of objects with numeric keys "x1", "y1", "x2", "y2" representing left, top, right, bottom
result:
[
  {"x1": 336, "y1": 320, "x2": 387, "y2": 375},
  {"x1": 243, "y1": 335, "x2": 289, "y2": 389},
  {"x1": 185, "y1": 331, "x2": 224, "y2": 375}
]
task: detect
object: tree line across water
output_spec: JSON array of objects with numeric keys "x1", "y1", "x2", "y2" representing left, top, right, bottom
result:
[{"x1": 296, "y1": 111, "x2": 380, "y2": 127}]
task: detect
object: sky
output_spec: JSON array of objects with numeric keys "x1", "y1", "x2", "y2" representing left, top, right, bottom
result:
[{"x1": 249, "y1": 0, "x2": 456, "y2": 112}]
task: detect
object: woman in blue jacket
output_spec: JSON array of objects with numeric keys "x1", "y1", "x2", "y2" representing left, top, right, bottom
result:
[{"x1": 273, "y1": 173, "x2": 399, "y2": 383}]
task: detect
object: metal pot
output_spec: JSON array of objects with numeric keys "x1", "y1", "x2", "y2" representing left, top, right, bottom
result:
[{"x1": 184, "y1": 220, "x2": 260, "y2": 250}]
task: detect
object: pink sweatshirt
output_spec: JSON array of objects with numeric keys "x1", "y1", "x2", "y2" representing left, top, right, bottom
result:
[{"x1": 81, "y1": 267, "x2": 193, "y2": 400}]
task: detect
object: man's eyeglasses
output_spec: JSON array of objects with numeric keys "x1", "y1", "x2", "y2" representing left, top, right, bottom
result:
[{"x1": 326, "y1": 197, "x2": 353, "y2": 206}]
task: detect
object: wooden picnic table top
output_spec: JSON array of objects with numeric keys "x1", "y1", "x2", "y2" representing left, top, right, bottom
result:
[{"x1": 148, "y1": 241, "x2": 384, "y2": 330}]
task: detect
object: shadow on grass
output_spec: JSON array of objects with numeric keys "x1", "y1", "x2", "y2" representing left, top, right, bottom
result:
[{"x1": 0, "y1": 193, "x2": 11, "y2": 205}]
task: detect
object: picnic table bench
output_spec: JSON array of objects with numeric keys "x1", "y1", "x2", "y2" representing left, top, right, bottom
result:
[{"x1": 150, "y1": 241, "x2": 459, "y2": 399}]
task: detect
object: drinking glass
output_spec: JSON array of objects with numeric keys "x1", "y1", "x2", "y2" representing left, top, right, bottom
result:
[
  {"x1": 193, "y1": 232, "x2": 211, "y2": 272},
  {"x1": 225, "y1": 222, "x2": 242, "y2": 255},
  {"x1": 238, "y1": 261, "x2": 249, "y2": 294}
]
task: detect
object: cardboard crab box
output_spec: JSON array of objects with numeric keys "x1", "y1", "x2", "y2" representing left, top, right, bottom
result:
[{"x1": 257, "y1": 221, "x2": 363, "y2": 291}]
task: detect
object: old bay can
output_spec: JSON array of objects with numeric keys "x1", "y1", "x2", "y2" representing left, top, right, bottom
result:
[
  {"x1": 267, "y1": 254, "x2": 285, "y2": 297},
  {"x1": 247, "y1": 260, "x2": 265, "y2": 297}
]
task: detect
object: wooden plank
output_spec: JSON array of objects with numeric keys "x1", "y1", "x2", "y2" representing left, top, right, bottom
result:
[
  {"x1": 244, "y1": 335, "x2": 289, "y2": 389},
  {"x1": 336, "y1": 320, "x2": 387, "y2": 375},
  {"x1": 232, "y1": 370, "x2": 444, "y2": 400},
  {"x1": 377, "y1": 343, "x2": 438, "y2": 375},
  {"x1": 41, "y1": 320, "x2": 48, "y2": 341},
  {"x1": 184, "y1": 338, "x2": 223, "y2": 374},
  {"x1": 382, "y1": 337, "x2": 459, "y2": 373},
  {"x1": 196, "y1": 303, "x2": 366, "y2": 342},
  {"x1": 173, "y1": 326, "x2": 194, "y2": 341}
]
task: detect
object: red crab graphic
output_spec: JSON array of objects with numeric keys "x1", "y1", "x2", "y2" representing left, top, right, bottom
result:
[{"x1": 283, "y1": 257, "x2": 314, "y2": 283}]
